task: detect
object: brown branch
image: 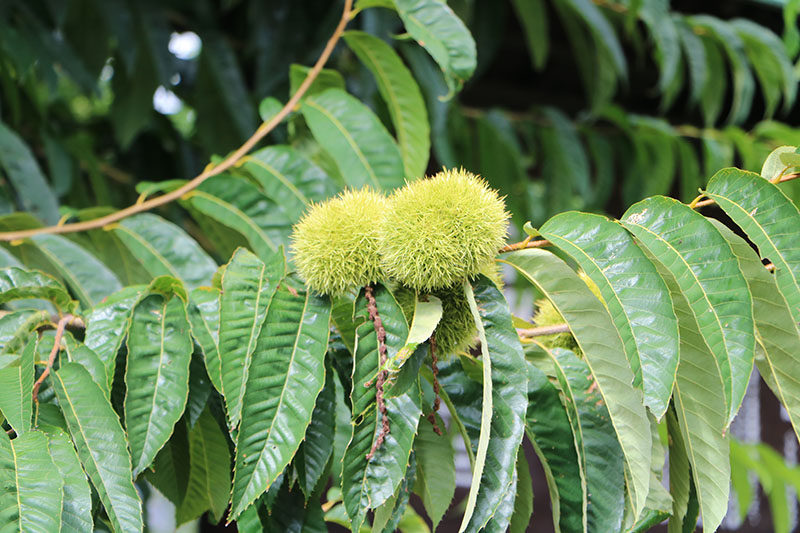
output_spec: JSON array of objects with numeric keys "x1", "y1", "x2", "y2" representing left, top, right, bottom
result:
[
  {"x1": 426, "y1": 333, "x2": 443, "y2": 436},
  {"x1": 0, "y1": 0, "x2": 354, "y2": 243},
  {"x1": 499, "y1": 239, "x2": 551, "y2": 254},
  {"x1": 518, "y1": 324, "x2": 570, "y2": 337},
  {"x1": 32, "y1": 314, "x2": 74, "y2": 404},
  {"x1": 364, "y1": 285, "x2": 390, "y2": 461}
]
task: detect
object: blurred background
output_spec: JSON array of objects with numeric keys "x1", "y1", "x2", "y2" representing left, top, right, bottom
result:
[{"x1": 1, "y1": 0, "x2": 799, "y2": 531}]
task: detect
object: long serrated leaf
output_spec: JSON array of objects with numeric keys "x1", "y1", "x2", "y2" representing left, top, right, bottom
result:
[
  {"x1": 184, "y1": 174, "x2": 292, "y2": 261},
  {"x1": 239, "y1": 145, "x2": 337, "y2": 222},
  {"x1": 639, "y1": 0, "x2": 681, "y2": 97},
  {"x1": 524, "y1": 356, "x2": 585, "y2": 533},
  {"x1": 341, "y1": 284, "x2": 421, "y2": 532},
  {"x1": 230, "y1": 277, "x2": 330, "y2": 518},
  {"x1": 113, "y1": 213, "x2": 217, "y2": 290},
  {"x1": 549, "y1": 347, "x2": 625, "y2": 532},
  {"x1": 177, "y1": 407, "x2": 231, "y2": 525},
  {"x1": 394, "y1": 0, "x2": 476, "y2": 93},
  {"x1": 30, "y1": 234, "x2": 122, "y2": 308},
  {"x1": 63, "y1": 336, "x2": 110, "y2": 399},
  {"x1": 509, "y1": 451, "x2": 533, "y2": 533},
  {"x1": 698, "y1": 35, "x2": 727, "y2": 126},
  {"x1": 539, "y1": 212, "x2": 680, "y2": 418},
  {"x1": 125, "y1": 291, "x2": 193, "y2": 476},
  {"x1": 344, "y1": 31, "x2": 430, "y2": 180},
  {"x1": 52, "y1": 363, "x2": 143, "y2": 532},
  {"x1": 0, "y1": 430, "x2": 63, "y2": 532},
  {"x1": 302, "y1": 88, "x2": 405, "y2": 191},
  {"x1": 219, "y1": 248, "x2": 285, "y2": 431},
  {"x1": 676, "y1": 17, "x2": 707, "y2": 108},
  {"x1": 0, "y1": 337, "x2": 35, "y2": 435},
  {"x1": 500, "y1": 249, "x2": 651, "y2": 519},
  {"x1": 666, "y1": 409, "x2": 691, "y2": 533},
  {"x1": 84, "y1": 285, "x2": 146, "y2": 385},
  {"x1": 413, "y1": 413, "x2": 455, "y2": 530},
  {"x1": 296, "y1": 365, "x2": 337, "y2": 498},
  {"x1": 710, "y1": 220, "x2": 800, "y2": 445},
  {"x1": 188, "y1": 287, "x2": 222, "y2": 394},
  {"x1": 705, "y1": 168, "x2": 800, "y2": 324},
  {"x1": 0, "y1": 267, "x2": 75, "y2": 313},
  {"x1": 0, "y1": 310, "x2": 49, "y2": 356},
  {"x1": 0, "y1": 121, "x2": 59, "y2": 224},
  {"x1": 459, "y1": 278, "x2": 527, "y2": 533},
  {"x1": 44, "y1": 428, "x2": 93, "y2": 533},
  {"x1": 621, "y1": 196, "x2": 755, "y2": 424},
  {"x1": 659, "y1": 260, "x2": 730, "y2": 532}
]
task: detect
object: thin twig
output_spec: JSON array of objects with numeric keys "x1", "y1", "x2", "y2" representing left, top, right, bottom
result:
[
  {"x1": 0, "y1": 310, "x2": 85, "y2": 329},
  {"x1": 517, "y1": 324, "x2": 570, "y2": 337},
  {"x1": 32, "y1": 314, "x2": 73, "y2": 404},
  {"x1": 0, "y1": 0, "x2": 354, "y2": 243},
  {"x1": 499, "y1": 239, "x2": 551, "y2": 253}
]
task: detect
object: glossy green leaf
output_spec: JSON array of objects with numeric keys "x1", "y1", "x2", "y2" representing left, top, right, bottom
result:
[
  {"x1": 691, "y1": 16, "x2": 755, "y2": 125},
  {"x1": 511, "y1": 0, "x2": 549, "y2": 70},
  {"x1": 30, "y1": 234, "x2": 122, "y2": 308},
  {"x1": 524, "y1": 357, "x2": 585, "y2": 533},
  {"x1": 710, "y1": 220, "x2": 800, "y2": 445},
  {"x1": 705, "y1": 168, "x2": 800, "y2": 324},
  {"x1": 296, "y1": 365, "x2": 336, "y2": 498},
  {"x1": 459, "y1": 278, "x2": 527, "y2": 533},
  {"x1": 84, "y1": 285, "x2": 146, "y2": 385},
  {"x1": 302, "y1": 88, "x2": 405, "y2": 191},
  {"x1": 0, "y1": 430, "x2": 63, "y2": 532},
  {"x1": 659, "y1": 260, "x2": 730, "y2": 532},
  {"x1": 344, "y1": 31, "x2": 430, "y2": 180},
  {"x1": 0, "y1": 309, "x2": 49, "y2": 356},
  {"x1": 52, "y1": 363, "x2": 143, "y2": 532},
  {"x1": 113, "y1": 213, "x2": 217, "y2": 291},
  {"x1": 219, "y1": 248, "x2": 285, "y2": 432},
  {"x1": 500, "y1": 249, "x2": 651, "y2": 519},
  {"x1": 394, "y1": 0, "x2": 477, "y2": 93},
  {"x1": 145, "y1": 421, "x2": 190, "y2": 507},
  {"x1": 0, "y1": 267, "x2": 75, "y2": 313},
  {"x1": 289, "y1": 63, "x2": 345, "y2": 99},
  {"x1": 413, "y1": 413, "x2": 455, "y2": 530},
  {"x1": 184, "y1": 174, "x2": 292, "y2": 261},
  {"x1": 549, "y1": 347, "x2": 625, "y2": 533},
  {"x1": 177, "y1": 407, "x2": 231, "y2": 525},
  {"x1": 539, "y1": 211, "x2": 680, "y2": 418},
  {"x1": 385, "y1": 293, "x2": 441, "y2": 375},
  {"x1": 230, "y1": 276, "x2": 330, "y2": 518},
  {"x1": 341, "y1": 284, "x2": 421, "y2": 532},
  {"x1": 63, "y1": 336, "x2": 110, "y2": 399},
  {"x1": 0, "y1": 337, "x2": 35, "y2": 435},
  {"x1": 621, "y1": 196, "x2": 755, "y2": 423},
  {"x1": 0, "y1": 121, "x2": 59, "y2": 224},
  {"x1": 239, "y1": 145, "x2": 336, "y2": 222},
  {"x1": 44, "y1": 427, "x2": 93, "y2": 533},
  {"x1": 125, "y1": 290, "x2": 193, "y2": 476},
  {"x1": 188, "y1": 287, "x2": 222, "y2": 394}
]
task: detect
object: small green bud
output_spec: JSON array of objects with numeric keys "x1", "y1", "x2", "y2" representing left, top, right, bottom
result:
[
  {"x1": 379, "y1": 168, "x2": 509, "y2": 291},
  {"x1": 291, "y1": 188, "x2": 386, "y2": 295}
]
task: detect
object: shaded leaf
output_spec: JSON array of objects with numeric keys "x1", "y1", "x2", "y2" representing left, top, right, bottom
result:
[
  {"x1": 0, "y1": 267, "x2": 75, "y2": 313},
  {"x1": 44, "y1": 427, "x2": 93, "y2": 533},
  {"x1": 0, "y1": 336, "x2": 35, "y2": 435},
  {"x1": 413, "y1": 413, "x2": 455, "y2": 530}
]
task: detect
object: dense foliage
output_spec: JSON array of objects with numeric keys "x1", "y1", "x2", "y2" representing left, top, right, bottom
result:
[{"x1": 1, "y1": 0, "x2": 800, "y2": 532}]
